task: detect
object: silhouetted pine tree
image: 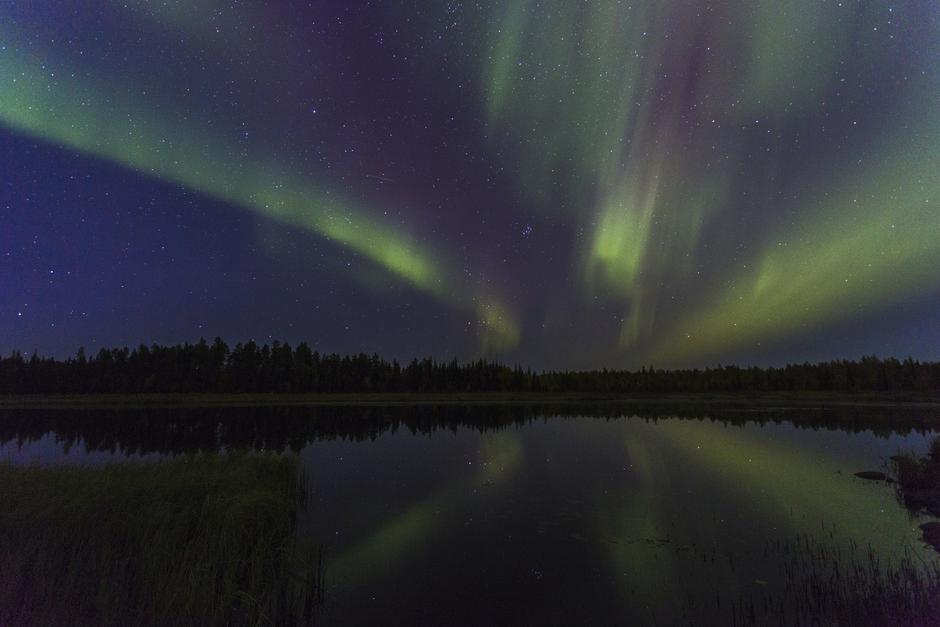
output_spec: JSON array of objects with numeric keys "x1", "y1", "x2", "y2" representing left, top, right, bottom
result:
[{"x1": 1, "y1": 339, "x2": 939, "y2": 395}]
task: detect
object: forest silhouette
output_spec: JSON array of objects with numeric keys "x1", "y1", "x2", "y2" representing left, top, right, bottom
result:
[{"x1": 2, "y1": 338, "x2": 939, "y2": 395}]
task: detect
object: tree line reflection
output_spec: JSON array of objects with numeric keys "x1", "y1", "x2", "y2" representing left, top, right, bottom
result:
[{"x1": 1, "y1": 403, "x2": 938, "y2": 457}]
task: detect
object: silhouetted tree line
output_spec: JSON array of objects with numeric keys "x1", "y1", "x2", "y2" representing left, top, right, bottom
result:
[{"x1": 1, "y1": 339, "x2": 939, "y2": 395}]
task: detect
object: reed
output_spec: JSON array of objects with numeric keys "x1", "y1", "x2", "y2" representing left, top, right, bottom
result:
[
  {"x1": 892, "y1": 436, "x2": 940, "y2": 516},
  {"x1": 725, "y1": 534, "x2": 940, "y2": 626},
  {"x1": 0, "y1": 454, "x2": 320, "y2": 626}
]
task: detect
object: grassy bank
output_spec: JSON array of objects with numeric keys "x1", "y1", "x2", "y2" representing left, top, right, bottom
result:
[{"x1": 0, "y1": 455, "x2": 320, "y2": 627}]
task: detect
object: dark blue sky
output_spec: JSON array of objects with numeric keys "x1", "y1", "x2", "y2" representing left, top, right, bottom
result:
[{"x1": 2, "y1": 1, "x2": 939, "y2": 368}]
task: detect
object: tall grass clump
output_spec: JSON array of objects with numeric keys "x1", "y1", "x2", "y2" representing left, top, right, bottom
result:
[
  {"x1": 892, "y1": 436, "x2": 940, "y2": 516},
  {"x1": 894, "y1": 454, "x2": 933, "y2": 490},
  {"x1": 726, "y1": 535, "x2": 940, "y2": 626},
  {"x1": 0, "y1": 454, "x2": 320, "y2": 626}
]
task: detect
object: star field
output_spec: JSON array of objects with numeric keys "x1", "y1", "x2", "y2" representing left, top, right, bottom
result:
[{"x1": 1, "y1": 1, "x2": 939, "y2": 368}]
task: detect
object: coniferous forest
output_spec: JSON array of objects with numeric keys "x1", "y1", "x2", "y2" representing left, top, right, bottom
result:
[{"x1": 1, "y1": 339, "x2": 938, "y2": 395}]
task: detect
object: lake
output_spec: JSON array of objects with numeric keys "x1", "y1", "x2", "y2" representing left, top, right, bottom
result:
[{"x1": 2, "y1": 403, "x2": 939, "y2": 625}]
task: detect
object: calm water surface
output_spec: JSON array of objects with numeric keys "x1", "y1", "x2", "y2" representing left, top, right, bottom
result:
[{"x1": 2, "y1": 405, "x2": 938, "y2": 624}]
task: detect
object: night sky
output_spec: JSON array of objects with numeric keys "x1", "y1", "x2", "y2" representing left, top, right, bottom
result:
[{"x1": 2, "y1": 1, "x2": 939, "y2": 369}]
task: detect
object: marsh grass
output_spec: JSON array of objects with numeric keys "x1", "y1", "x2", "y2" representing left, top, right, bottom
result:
[
  {"x1": 710, "y1": 533, "x2": 940, "y2": 626},
  {"x1": 892, "y1": 436, "x2": 940, "y2": 516},
  {"x1": 0, "y1": 454, "x2": 320, "y2": 626}
]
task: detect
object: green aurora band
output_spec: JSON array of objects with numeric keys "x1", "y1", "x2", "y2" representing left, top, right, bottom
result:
[
  {"x1": 0, "y1": 30, "x2": 519, "y2": 351},
  {"x1": 3, "y1": 1, "x2": 939, "y2": 364},
  {"x1": 484, "y1": 0, "x2": 940, "y2": 363},
  {"x1": 651, "y1": 111, "x2": 940, "y2": 364}
]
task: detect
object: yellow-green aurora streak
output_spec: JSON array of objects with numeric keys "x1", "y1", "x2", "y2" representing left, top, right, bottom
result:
[
  {"x1": 651, "y1": 97, "x2": 940, "y2": 365},
  {"x1": 0, "y1": 34, "x2": 519, "y2": 350},
  {"x1": 5, "y1": 1, "x2": 939, "y2": 364},
  {"x1": 485, "y1": 0, "x2": 940, "y2": 364}
]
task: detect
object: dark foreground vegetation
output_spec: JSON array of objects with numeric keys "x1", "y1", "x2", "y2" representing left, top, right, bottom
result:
[
  {"x1": 893, "y1": 437, "x2": 940, "y2": 518},
  {"x1": 728, "y1": 534, "x2": 940, "y2": 626},
  {"x1": 891, "y1": 436, "x2": 940, "y2": 560},
  {"x1": 0, "y1": 455, "x2": 320, "y2": 627},
  {"x1": 2, "y1": 339, "x2": 940, "y2": 395}
]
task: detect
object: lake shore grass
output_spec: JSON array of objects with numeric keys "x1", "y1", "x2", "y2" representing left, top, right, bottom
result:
[
  {"x1": 727, "y1": 534, "x2": 940, "y2": 626},
  {"x1": 892, "y1": 437, "x2": 940, "y2": 555},
  {"x1": 2, "y1": 390, "x2": 940, "y2": 409},
  {"x1": 0, "y1": 454, "x2": 319, "y2": 627}
]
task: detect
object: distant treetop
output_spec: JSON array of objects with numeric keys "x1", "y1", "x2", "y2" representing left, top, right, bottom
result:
[{"x1": 1, "y1": 339, "x2": 937, "y2": 395}]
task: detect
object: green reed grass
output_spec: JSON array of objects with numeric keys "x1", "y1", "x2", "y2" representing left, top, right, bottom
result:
[
  {"x1": 0, "y1": 454, "x2": 319, "y2": 627},
  {"x1": 689, "y1": 531, "x2": 940, "y2": 626}
]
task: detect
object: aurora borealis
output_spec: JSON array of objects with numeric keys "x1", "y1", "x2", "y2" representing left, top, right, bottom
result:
[{"x1": 3, "y1": 1, "x2": 939, "y2": 367}]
